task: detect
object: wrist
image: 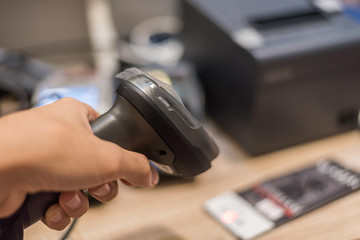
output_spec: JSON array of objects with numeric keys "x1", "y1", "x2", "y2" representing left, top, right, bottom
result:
[
  {"x1": 0, "y1": 156, "x2": 29, "y2": 217},
  {"x1": 0, "y1": 149, "x2": 30, "y2": 194},
  {"x1": 0, "y1": 114, "x2": 45, "y2": 194}
]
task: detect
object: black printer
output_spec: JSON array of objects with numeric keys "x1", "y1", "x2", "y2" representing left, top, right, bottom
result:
[{"x1": 180, "y1": 0, "x2": 360, "y2": 155}]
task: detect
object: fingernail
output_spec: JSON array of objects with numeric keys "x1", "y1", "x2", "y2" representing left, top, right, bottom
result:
[
  {"x1": 50, "y1": 211, "x2": 63, "y2": 223},
  {"x1": 65, "y1": 193, "x2": 81, "y2": 210},
  {"x1": 150, "y1": 167, "x2": 159, "y2": 186},
  {"x1": 93, "y1": 183, "x2": 111, "y2": 197}
]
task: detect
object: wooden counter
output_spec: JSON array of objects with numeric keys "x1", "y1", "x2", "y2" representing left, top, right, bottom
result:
[{"x1": 24, "y1": 127, "x2": 360, "y2": 240}]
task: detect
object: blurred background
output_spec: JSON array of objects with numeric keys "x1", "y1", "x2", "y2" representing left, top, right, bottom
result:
[
  {"x1": 1, "y1": 0, "x2": 360, "y2": 155},
  {"x1": 4, "y1": 1, "x2": 360, "y2": 239},
  {"x1": 0, "y1": 0, "x2": 178, "y2": 66},
  {"x1": 0, "y1": 0, "x2": 206, "y2": 122}
]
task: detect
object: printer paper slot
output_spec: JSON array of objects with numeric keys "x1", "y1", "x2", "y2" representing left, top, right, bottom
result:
[{"x1": 250, "y1": 10, "x2": 329, "y2": 33}]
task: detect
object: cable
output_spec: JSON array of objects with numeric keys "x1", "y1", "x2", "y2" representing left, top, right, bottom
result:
[
  {"x1": 7, "y1": 38, "x2": 92, "y2": 58},
  {"x1": 0, "y1": 77, "x2": 30, "y2": 116},
  {"x1": 60, "y1": 218, "x2": 78, "y2": 240},
  {"x1": 0, "y1": 49, "x2": 55, "y2": 115}
]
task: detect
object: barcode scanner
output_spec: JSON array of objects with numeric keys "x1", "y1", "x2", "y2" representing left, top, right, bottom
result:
[{"x1": 0, "y1": 68, "x2": 219, "y2": 239}]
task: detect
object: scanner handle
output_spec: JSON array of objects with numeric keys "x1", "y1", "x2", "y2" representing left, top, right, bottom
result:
[{"x1": 0, "y1": 192, "x2": 59, "y2": 240}]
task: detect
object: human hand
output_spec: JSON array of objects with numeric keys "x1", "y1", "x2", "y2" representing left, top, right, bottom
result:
[{"x1": 0, "y1": 98, "x2": 159, "y2": 230}]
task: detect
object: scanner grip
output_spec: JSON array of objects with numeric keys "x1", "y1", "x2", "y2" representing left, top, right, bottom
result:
[
  {"x1": 0, "y1": 192, "x2": 59, "y2": 240},
  {"x1": 90, "y1": 95, "x2": 136, "y2": 149}
]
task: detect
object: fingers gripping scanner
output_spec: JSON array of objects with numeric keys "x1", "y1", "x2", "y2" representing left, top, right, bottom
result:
[{"x1": 0, "y1": 68, "x2": 219, "y2": 239}]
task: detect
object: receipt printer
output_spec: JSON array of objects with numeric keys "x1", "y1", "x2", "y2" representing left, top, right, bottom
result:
[{"x1": 181, "y1": 0, "x2": 360, "y2": 155}]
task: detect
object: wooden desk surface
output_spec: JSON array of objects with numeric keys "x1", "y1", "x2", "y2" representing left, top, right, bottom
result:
[{"x1": 24, "y1": 128, "x2": 360, "y2": 240}]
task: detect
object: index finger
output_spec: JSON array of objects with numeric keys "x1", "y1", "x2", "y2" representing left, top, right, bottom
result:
[{"x1": 99, "y1": 144, "x2": 159, "y2": 188}]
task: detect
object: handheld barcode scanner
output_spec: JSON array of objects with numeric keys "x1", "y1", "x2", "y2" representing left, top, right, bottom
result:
[{"x1": 0, "y1": 68, "x2": 219, "y2": 239}]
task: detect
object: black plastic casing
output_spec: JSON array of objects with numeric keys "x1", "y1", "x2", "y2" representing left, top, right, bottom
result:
[{"x1": 92, "y1": 68, "x2": 219, "y2": 177}]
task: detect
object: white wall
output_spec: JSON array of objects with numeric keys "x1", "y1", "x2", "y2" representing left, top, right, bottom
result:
[
  {"x1": 0, "y1": 0, "x2": 179, "y2": 65},
  {"x1": 109, "y1": 0, "x2": 179, "y2": 36}
]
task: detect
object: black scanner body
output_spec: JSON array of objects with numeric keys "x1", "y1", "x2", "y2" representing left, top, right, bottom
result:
[{"x1": 93, "y1": 68, "x2": 218, "y2": 177}]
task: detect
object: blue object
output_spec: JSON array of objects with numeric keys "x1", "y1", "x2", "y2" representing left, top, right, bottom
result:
[
  {"x1": 34, "y1": 85, "x2": 100, "y2": 109},
  {"x1": 343, "y1": 2, "x2": 360, "y2": 23}
]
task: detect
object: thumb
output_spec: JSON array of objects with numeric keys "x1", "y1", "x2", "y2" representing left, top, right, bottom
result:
[{"x1": 83, "y1": 103, "x2": 101, "y2": 122}]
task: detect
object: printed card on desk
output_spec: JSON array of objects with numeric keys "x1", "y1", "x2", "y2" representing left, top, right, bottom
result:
[{"x1": 204, "y1": 160, "x2": 360, "y2": 239}]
